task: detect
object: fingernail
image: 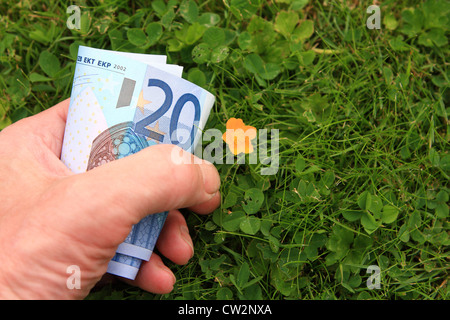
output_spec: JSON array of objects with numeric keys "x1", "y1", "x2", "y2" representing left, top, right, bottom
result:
[
  {"x1": 157, "y1": 258, "x2": 176, "y2": 285},
  {"x1": 180, "y1": 225, "x2": 194, "y2": 258},
  {"x1": 199, "y1": 161, "x2": 221, "y2": 195}
]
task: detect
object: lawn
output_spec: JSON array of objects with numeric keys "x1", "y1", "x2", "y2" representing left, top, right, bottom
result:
[{"x1": 0, "y1": 0, "x2": 448, "y2": 300}]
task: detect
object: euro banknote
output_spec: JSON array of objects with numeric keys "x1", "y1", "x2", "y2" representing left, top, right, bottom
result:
[{"x1": 61, "y1": 45, "x2": 215, "y2": 280}]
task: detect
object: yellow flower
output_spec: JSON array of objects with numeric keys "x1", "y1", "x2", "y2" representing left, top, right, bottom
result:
[{"x1": 222, "y1": 118, "x2": 257, "y2": 155}]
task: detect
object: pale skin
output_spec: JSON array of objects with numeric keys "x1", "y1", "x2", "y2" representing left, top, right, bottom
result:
[{"x1": 0, "y1": 99, "x2": 221, "y2": 299}]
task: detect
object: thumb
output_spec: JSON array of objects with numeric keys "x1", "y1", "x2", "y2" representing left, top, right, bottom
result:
[{"x1": 66, "y1": 144, "x2": 220, "y2": 229}]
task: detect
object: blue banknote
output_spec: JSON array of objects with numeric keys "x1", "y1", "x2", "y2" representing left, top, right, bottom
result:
[{"x1": 61, "y1": 46, "x2": 215, "y2": 280}]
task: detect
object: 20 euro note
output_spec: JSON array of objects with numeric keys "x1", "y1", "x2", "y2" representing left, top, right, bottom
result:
[{"x1": 60, "y1": 45, "x2": 215, "y2": 280}]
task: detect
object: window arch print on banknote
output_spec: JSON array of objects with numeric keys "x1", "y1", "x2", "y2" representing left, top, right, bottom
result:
[{"x1": 86, "y1": 121, "x2": 148, "y2": 170}]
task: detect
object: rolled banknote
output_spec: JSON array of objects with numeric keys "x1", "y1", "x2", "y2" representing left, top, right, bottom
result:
[{"x1": 61, "y1": 45, "x2": 215, "y2": 280}]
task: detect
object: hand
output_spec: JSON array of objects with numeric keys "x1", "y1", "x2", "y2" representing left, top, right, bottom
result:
[{"x1": 0, "y1": 99, "x2": 221, "y2": 299}]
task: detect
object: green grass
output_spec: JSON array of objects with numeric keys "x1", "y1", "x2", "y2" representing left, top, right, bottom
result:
[{"x1": 1, "y1": 0, "x2": 449, "y2": 300}]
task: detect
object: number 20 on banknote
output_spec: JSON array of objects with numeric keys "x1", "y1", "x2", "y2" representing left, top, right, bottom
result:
[{"x1": 61, "y1": 46, "x2": 214, "y2": 174}]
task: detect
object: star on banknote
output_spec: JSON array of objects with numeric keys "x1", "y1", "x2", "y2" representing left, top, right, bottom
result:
[
  {"x1": 136, "y1": 90, "x2": 151, "y2": 114},
  {"x1": 145, "y1": 121, "x2": 166, "y2": 143}
]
